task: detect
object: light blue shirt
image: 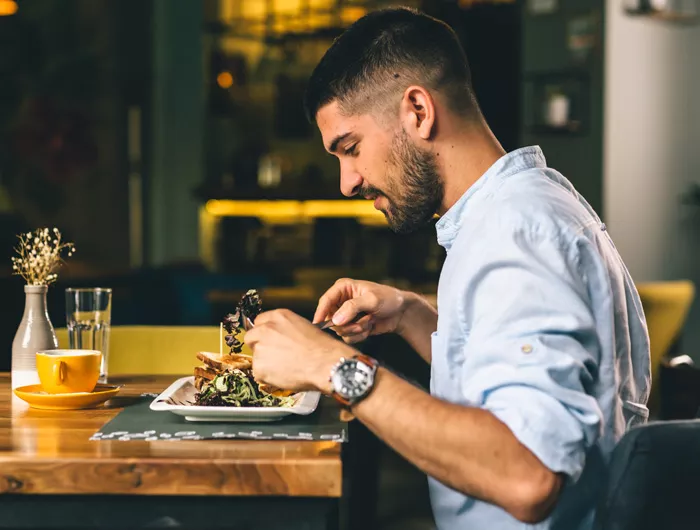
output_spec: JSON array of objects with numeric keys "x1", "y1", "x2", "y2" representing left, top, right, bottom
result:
[{"x1": 429, "y1": 146, "x2": 651, "y2": 530}]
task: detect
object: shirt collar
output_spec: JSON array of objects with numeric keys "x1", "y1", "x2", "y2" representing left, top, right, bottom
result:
[{"x1": 435, "y1": 145, "x2": 547, "y2": 251}]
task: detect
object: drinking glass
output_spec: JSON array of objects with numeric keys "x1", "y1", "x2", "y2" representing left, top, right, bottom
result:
[{"x1": 65, "y1": 288, "x2": 112, "y2": 383}]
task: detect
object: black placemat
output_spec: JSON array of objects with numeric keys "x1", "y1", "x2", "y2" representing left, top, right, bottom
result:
[{"x1": 91, "y1": 394, "x2": 349, "y2": 442}]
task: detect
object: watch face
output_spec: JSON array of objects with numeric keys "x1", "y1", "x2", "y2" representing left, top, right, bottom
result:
[{"x1": 331, "y1": 359, "x2": 375, "y2": 401}]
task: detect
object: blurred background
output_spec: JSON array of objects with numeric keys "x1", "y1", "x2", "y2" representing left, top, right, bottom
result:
[{"x1": 2, "y1": 0, "x2": 700, "y2": 528}]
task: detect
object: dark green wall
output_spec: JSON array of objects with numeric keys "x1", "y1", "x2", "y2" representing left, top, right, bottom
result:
[
  {"x1": 519, "y1": 0, "x2": 605, "y2": 215},
  {"x1": 148, "y1": 0, "x2": 204, "y2": 266}
]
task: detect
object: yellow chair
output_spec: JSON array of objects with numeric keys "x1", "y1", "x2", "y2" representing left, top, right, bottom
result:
[
  {"x1": 55, "y1": 326, "x2": 252, "y2": 376},
  {"x1": 637, "y1": 280, "x2": 695, "y2": 413}
]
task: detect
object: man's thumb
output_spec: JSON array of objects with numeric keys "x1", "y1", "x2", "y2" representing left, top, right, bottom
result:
[{"x1": 332, "y1": 299, "x2": 359, "y2": 326}]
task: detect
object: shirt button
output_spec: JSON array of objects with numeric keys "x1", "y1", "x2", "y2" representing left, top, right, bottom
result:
[{"x1": 521, "y1": 344, "x2": 533, "y2": 354}]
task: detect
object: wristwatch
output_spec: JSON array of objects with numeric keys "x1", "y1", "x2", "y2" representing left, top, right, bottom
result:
[{"x1": 328, "y1": 354, "x2": 379, "y2": 408}]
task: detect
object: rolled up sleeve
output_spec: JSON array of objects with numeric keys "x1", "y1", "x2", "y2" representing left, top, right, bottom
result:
[{"x1": 459, "y1": 226, "x2": 604, "y2": 482}]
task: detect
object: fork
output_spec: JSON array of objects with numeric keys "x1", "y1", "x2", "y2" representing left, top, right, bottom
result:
[{"x1": 243, "y1": 315, "x2": 255, "y2": 331}]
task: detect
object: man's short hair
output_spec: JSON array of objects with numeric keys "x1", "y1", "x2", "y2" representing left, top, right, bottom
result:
[{"x1": 304, "y1": 6, "x2": 480, "y2": 123}]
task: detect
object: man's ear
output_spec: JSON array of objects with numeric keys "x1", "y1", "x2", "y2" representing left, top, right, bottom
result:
[{"x1": 399, "y1": 86, "x2": 436, "y2": 141}]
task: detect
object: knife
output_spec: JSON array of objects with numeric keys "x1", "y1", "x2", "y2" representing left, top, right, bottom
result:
[{"x1": 243, "y1": 311, "x2": 369, "y2": 331}]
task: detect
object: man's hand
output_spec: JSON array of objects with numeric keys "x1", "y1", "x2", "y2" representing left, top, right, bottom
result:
[
  {"x1": 314, "y1": 279, "x2": 411, "y2": 343},
  {"x1": 244, "y1": 309, "x2": 356, "y2": 393},
  {"x1": 314, "y1": 278, "x2": 437, "y2": 362}
]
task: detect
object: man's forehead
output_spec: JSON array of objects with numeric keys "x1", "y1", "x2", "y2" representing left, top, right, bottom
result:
[
  {"x1": 317, "y1": 102, "x2": 354, "y2": 143},
  {"x1": 316, "y1": 102, "x2": 381, "y2": 149}
]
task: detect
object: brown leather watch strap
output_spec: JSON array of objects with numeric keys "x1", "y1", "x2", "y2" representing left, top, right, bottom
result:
[
  {"x1": 354, "y1": 353, "x2": 378, "y2": 368},
  {"x1": 331, "y1": 392, "x2": 351, "y2": 407}
]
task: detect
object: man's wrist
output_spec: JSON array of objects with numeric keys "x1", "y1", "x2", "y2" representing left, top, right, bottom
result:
[
  {"x1": 309, "y1": 345, "x2": 353, "y2": 395},
  {"x1": 395, "y1": 290, "x2": 421, "y2": 337}
]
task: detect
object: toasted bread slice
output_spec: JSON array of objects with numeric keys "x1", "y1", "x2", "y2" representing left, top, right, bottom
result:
[
  {"x1": 196, "y1": 351, "x2": 252, "y2": 372},
  {"x1": 194, "y1": 375, "x2": 207, "y2": 391},
  {"x1": 259, "y1": 383, "x2": 295, "y2": 397},
  {"x1": 194, "y1": 365, "x2": 217, "y2": 381}
]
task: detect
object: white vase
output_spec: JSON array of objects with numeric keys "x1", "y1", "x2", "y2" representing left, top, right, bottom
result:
[{"x1": 11, "y1": 285, "x2": 59, "y2": 389}]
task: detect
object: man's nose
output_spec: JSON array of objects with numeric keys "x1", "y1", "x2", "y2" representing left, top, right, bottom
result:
[{"x1": 339, "y1": 162, "x2": 363, "y2": 197}]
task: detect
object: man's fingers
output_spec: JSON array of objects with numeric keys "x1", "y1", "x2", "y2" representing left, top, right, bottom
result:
[
  {"x1": 343, "y1": 331, "x2": 370, "y2": 344},
  {"x1": 314, "y1": 291, "x2": 344, "y2": 324},
  {"x1": 243, "y1": 326, "x2": 259, "y2": 346},
  {"x1": 254, "y1": 310, "x2": 277, "y2": 325},
  {"x1": 332, "y1": 295, "x2": 378, "y2": 325},
  {"x1": 314, "y1": 278, "x2": 356, "y2": 323},
  {"x1": 333, "y1": 323, "x2": 365, "y2": 336},
  {"x1": 314, "y1": 303, "x2": 341, "y2": 327},
  {"x1": 332, "y1": 314, "x2": 373, "y2": 335}
]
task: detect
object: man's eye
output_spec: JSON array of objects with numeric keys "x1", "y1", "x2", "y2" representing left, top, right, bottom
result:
[{"x1": 345, "y1": 144, "x2": 358, "y2": 156}]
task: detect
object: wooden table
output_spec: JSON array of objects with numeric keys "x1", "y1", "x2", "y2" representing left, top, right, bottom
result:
[{"x1": 0, "y1": 374, "x2": 347, "y2": 530}]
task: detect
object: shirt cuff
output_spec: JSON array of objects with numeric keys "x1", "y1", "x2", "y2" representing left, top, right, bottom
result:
[{"x1": 484, "y1": 386, "x2": 590, "y2": 482}]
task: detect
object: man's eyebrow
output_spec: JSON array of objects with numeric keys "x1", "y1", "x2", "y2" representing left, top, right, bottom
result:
[{"x1": 328, "y1": 132, "x2": 352, "y2": 154}]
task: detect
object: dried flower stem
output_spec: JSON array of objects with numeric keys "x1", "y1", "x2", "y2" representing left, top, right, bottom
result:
[{"x1": 10, "y1": 227, "x2": 76, "y2": 286}]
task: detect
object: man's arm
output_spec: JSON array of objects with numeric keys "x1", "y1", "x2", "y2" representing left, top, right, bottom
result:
[
  {"x1": 312, "y1": 362, "x2": 562, "y2": 524},
  {"x1": 249, "y1": 221, "x2": 604, "y2": 524},
  {"x1": 395, "y1": 291, "x2": 437, "y2": 363},
  {"x1": 315, "y1": 225, "x2": 603, "y2": 523}
]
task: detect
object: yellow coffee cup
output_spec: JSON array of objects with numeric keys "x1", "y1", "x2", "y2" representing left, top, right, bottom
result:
[{"x1": 36, "y1": 349, "x2": 102, "y2": 394}]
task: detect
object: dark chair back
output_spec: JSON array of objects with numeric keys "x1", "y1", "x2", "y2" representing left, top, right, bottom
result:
[{"x1": 594, "y1": 419, "x2": 700, "y2": 530}]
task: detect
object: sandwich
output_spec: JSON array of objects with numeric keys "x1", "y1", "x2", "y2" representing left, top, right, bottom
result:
[
  {"x1": 193, "y1": 351, "x2": 251, "y2": 391},
  {"x1": 193, "y1": 289, "x2": 295, "y2": 407}
]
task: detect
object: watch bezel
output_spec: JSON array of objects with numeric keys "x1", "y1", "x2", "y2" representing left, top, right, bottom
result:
[{"x1": 329, "y1": 355, "x2": 378, "y2": 405}]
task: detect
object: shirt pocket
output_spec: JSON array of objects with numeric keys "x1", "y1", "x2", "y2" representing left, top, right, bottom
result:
[{"x1": 431, "y1": 330, "x2": 467, "y2": 403}]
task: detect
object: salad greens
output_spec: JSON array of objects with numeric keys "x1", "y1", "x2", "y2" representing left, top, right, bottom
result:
[
  {"x1": 194, "y1": 369, "x2": 295, "y2": 408},
  {"x1": 222, "y1": 289, "x2": 262, "y2": 353}
]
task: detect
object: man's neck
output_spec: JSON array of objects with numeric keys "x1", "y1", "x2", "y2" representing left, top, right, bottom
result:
[{"x1": 433, "y1": 117, "x2": 506, "y2": 216}]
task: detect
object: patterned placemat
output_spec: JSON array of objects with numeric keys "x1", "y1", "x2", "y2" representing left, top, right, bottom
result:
[{"x1": 92, "y1": 394, "x2": 349, "y2": 442}]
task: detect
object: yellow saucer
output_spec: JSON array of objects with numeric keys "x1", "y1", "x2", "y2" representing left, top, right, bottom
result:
[{"x1": 13, "y1": 384, "x2": 121, "y2": 410}]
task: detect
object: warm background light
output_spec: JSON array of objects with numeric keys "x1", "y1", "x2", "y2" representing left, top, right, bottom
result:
[
  {"x1": 204, "y1": 199, "x2": 387, "y2": 223},
  {"x1": 216, "y1": 71, "x2": 234, "y2": 89},
  {"x1": 0, "y1": 0, "x2": 18, "y2": 16},
  {"x1": 218, "y1": 0, "x2": 369, "y2": 38}
]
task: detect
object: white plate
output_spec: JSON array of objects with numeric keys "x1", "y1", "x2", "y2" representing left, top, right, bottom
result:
[{"x1": 149, "y1": 376, "x2": 321, "y2": 422}]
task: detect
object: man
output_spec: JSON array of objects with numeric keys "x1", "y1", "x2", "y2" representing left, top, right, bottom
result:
[{"x1": 245, "y1": 6, "x2": 650, "y2": 529}]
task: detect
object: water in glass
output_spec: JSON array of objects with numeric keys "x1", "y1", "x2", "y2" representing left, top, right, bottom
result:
[{"x1": 65, "y1": 288, "x2": 112, "y2": 383}]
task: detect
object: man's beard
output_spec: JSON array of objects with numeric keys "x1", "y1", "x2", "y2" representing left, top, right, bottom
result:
[{"x1": 362, "y1": 129, "x2": 444, "y2": 234}]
